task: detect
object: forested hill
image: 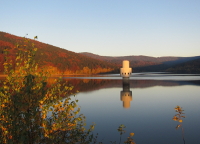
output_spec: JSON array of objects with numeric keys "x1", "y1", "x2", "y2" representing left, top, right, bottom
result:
[
  {"x1": 80, "y1": 52, "x2": 198, "y2": 66},
  {"x1": 80, "y1": 52, "x2": 181, "y2": 64},
  {"x1": 165, "y1": 58, "x2": 200, "y2": 74},
  {"x1": 0, "y1": 32, "x2": 117, "y2": 74},
  {"x1": 80, "y1": 52, "x2": 200, "y2": 74}
]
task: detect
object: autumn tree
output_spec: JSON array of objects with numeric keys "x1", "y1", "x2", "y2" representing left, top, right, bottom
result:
[{"x1": 0, "y1": 37, "x2": 95, "y2": 144}]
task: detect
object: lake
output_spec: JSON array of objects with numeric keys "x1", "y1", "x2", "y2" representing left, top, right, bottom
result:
[{"x1": 62, "y1": 73, "x2": 200, "y2": 144}]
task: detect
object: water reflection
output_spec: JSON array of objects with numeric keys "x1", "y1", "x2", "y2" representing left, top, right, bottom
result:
[
  {"x1": 65, "y1": 76, "x2": 200, "y2": 143},
  {"x1": 2, "y1": 74, "x2": 200, "y2": 143},
  {"x1": 120, "y1": 78, "x2": 132, "y2": 108}
]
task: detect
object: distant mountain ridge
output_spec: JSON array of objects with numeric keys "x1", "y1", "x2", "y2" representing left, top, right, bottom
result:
[
  {"x1": 80, "y1": 52, "x2": 200, "y2": 72},
  {"x1": 80, "y1": 52, "x2": 181, "y2": 63},
  {"x1": 0, "y1": 31, "x2": 200, "y2": 74}
]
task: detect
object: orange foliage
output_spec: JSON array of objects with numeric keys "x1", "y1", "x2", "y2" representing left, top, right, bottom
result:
[
  {"x1": 58, "y1": 52, "x2": 67, "y2": 58},
  {"x1": 0, "y1": 40, "x2": 14, "y2": 49}
]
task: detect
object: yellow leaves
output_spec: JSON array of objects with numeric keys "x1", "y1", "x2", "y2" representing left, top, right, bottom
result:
[
  {"x1": 173, "y1": 105, "x2": 185, "y2": 130},
  {"x1": 90, "y1": 125, "x2": 95, "y2": 130},
  {"x1": 172, "y1": 116, "x2": 179, "y2": 121},
  {"x1": 58, "y1": 101, "x2": 62, "y2": 105},
  {"x1": 1, "y1": 104, "x2": 6, "y2": 108},
  {"x1": 16, "y1": 56, "x2": 20, "y2": 60},
  {"x1": 65, "y1": 86, "x2": 73, "y2": 91},
  {"x1": 38, "y1": 105, "x2": 42, "y2": 109},
  {"x1": 53, "y1": 104, "x2": 59, "y2": 109},
  {"x1": 74, "y1": 111, "x2": 79, "y2": 115},
  {"x1": 52, "y1": 123, "x2": 56, "y2": 127},
  {"x1": 4, "y1": 131, "x2": 8, "y2": 134},
  {"x1": 130, "y1": 133, "x2": 135, "y2": 137},
  {"x1": 42, "y1": 114, "x2": 46, "y2": 119},
  {"x1": 44, "y1": 133, "x2": 49, "y2": 138},
  {"x1": 174, "y1": 106, "x2": 182, "y2": 112},
  {"x1": 26, "y1": 63, "x2": 30, "y2": 68},
  {"x1": 67, "y1": 123, "x2": 75, "y2": 127},
  {"x1": 60, "y1": 107, "x2": 65, "y2": 111},
  {"x1": 76, "y1": 117, "x2": 82, "y2": 121},
  {"x1": 174, "y1": 105, "x2": 184, "y2": 114},
  {"x1": 35, "y1": 64, "x2": 38, "y2": 71},
  {"x1": 3, "y1": 86, "x2": 8, "y2": 89},
  {"x1": 179, "y1": 119, "x2": 183, "y2": 123},
  {"x1": 41, "y1": 123, "x2": 46, "y2": 128},
  {"x1": 16, "y1": 62, "x2": 20, "y2": 66},
  {"x1": 39, "y1": 100, "x2": 44, "y2": 105}
]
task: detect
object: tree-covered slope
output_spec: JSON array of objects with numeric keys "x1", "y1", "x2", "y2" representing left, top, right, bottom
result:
[
  {"x1": 80, "y1": 52, "x2": 200, "y2": 73},
  {"x1": 165, "y1": 58, "x2": 200, "y2": 74},
  {"x1": 80, "y1": 52, "x2": 183, "y2": 68},
  {"x1": 0, "y1": 32, "x2": 117, "y2": 74}
]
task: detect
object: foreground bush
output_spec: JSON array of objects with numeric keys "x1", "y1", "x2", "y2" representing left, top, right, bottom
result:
[{"x1": 0, "y1": 37, "x2": 95, "y2": 144}]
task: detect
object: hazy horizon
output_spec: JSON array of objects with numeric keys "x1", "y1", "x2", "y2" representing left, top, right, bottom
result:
[{"x1": 79, "y1": 51, "x2": 200, "y2": 58}]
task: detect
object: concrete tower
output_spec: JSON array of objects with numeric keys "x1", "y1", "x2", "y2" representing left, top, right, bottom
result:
[{"x1": 120, "y1": 60, "x2": 132, "y2": 78}]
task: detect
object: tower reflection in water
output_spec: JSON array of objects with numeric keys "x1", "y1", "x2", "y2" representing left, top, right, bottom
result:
[{"x1": 120, "y1": 78, "x2": 132, "y2": 108}]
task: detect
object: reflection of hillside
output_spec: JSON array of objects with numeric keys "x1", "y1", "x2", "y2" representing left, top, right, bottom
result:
[
  {"x1": 2, "y1": 76, "x2": 200, "y2": 95},
  {"x1": 130, "y1": 80, "x2": 179, "y2": 88},
  {"x1": 61, "y1": 78, "x2": 113, "y2": 94},
  {"x1": 55, "y1": 78, "x2": 200, "y2": 95},
  {"x1": 101, "y1": 80, "x2": 178, "y2": 88},
  {"x1": 1, "y1": 76, "x2": 200, "y2": 99}
]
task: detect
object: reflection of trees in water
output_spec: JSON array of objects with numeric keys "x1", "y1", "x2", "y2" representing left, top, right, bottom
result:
[
  {"x1": 65, "y1": 79, "x2": 113, "y2": 93},
  {"x1": 2, "y1": 77, "x2": 200, "y2": 96},
  {"x1": 48, "y1": 79, "x2": 200, "y2": 97},
  {"x1": 2, "y1": 76, "x2": 200, "y2": 97}
]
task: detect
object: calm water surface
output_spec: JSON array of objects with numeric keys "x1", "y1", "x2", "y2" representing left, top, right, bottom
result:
[{"x1": 64, "y1": 73, "x2": 200, "y2": 144}]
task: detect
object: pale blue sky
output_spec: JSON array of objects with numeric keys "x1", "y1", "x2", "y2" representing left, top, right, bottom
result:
[{"x1": 1, "y1": 0, "x2": 200, "y2": 57}]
